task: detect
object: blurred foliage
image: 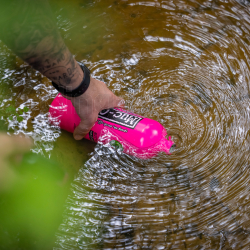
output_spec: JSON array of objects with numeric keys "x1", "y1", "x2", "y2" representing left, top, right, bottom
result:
[{"x1": 0, "y1": 152, "x2": 68, "y2": 250}]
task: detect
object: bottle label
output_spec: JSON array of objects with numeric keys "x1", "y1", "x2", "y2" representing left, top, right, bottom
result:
[{"x1": 98, "y1": 108, "x2": 143, "y2": 129}]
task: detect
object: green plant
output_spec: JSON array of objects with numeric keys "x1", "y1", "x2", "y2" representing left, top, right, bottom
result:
[{"x1": 6, "y1": 104, "x2": 29, "y2": 122}]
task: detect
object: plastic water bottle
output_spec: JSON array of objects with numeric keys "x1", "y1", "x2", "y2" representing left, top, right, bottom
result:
[{"x1": 49, "y1": 94, "x2": 175, "y2": 159}]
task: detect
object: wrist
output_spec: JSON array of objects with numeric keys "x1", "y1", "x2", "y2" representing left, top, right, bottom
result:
[
  {"x1": 52, "y1": 62, "x2": 91, "y2": 98},
  {"x1": 64, "y1": 63, "x2": 84, "y2": 90}
]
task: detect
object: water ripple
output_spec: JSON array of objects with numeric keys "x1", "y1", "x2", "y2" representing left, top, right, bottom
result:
[{"x1": 52, "y1": 0, "x2": 250, "y2": 249}]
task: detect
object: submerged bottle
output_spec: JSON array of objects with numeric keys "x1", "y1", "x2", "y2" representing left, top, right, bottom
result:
[{"x1": 49, "y1": 94, "x2": 175, "y2": 159}]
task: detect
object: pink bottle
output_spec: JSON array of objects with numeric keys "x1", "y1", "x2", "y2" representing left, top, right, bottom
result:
[{"x1": 49, "y1": 94, "x2": 175, "y2": 159}]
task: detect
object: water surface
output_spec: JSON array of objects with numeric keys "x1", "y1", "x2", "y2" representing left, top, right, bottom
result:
[{"x1": 1, "y1": 0, "x2": 250, "y2": 249}]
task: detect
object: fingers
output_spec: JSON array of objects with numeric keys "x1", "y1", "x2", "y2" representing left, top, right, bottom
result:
[
  {"x1": 70, "y1": 77, "x2": 125, "y2": 141},
  {"x1": 73, "y1": 124, "x2": 89, "y2": 140},
  {"x1": 73, "y1": 95, "x2": 124, "y2": 141},
  {"x1": 73, "y1": 115, "x2": 97, "y2": 140}
]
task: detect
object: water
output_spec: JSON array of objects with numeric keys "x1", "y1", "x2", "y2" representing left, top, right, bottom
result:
[{"x1": 1, "y1": 0, "x2": 250, "y2": 249}]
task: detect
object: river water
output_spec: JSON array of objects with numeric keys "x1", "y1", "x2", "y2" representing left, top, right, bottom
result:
[{"x1": 1, "y1": 0, "x2": 250, "y2": 249}]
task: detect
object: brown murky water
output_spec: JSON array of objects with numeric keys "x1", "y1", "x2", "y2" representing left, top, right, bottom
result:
[{"x1": 1, "y1": 0, "x2": 250, "y2": 249}]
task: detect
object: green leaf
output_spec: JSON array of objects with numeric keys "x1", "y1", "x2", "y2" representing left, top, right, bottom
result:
[
  {"x1": 17, "y1": 116, "x2": 23, "y2": 122},
  {"x1": 6, "y1": 106, "x2": 16, "y2": 113},
  {"x1": 23, "y1": 107, "x2": 29, "y2": 113},
  {"x1": 19, "y1": 110, "x2": 23, "y2": 115},
  {"x1": 9, "y1": 116, "x2": 13, "y2": 121}
]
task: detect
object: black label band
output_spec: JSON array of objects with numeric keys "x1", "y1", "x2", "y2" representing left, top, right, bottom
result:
[
  {"x1": 89, "y1": 130, "x2": 97, "y2": 142},
  {"x1": 98, "y1": 109, "x2": 143, "y2": 129}
]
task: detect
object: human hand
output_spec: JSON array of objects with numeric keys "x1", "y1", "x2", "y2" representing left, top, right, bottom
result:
[
  {"x1": 0, "y1": 134, "x2": 33, "y2": 192},
  {"x1": 64, "y1": 77, "x2": 125, "y2": 140}
]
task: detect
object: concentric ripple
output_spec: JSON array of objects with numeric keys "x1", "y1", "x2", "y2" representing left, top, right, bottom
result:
[{"x1": 53, "y1": 0, "x2": 250, "y2": 249}]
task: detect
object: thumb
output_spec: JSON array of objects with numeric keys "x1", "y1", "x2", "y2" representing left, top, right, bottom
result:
[{"x1": 73, "y1": 115, "x2": 97, "y2": 140}]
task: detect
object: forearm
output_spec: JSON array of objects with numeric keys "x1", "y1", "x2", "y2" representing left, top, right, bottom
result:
[
  {"x1": 0, "y1": 0, "x2": 124, "y2": 141},
  {"x1": 0, "y1": 0, "x2": 83, "y2": 89}
]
